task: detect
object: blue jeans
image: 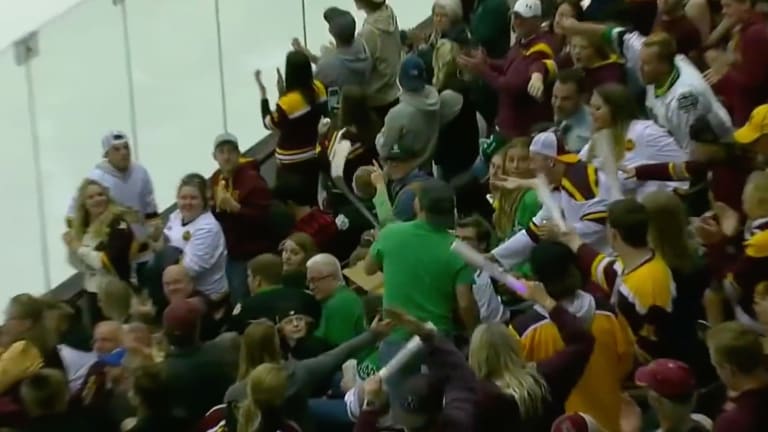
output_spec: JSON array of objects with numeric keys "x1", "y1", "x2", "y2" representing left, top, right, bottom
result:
[
  {"x1": 308, "y1": 398, "x2": 353, "y2": 432},
  {"x1": 378, "y1": 337, "x2": 424, "y2": 407},
  {"x1": 225, "y1": 258, "x2": 249, "y2": 305}
]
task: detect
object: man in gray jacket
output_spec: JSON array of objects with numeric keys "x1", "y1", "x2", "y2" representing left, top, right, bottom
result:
[
  {"x1": 315, "y1": 7, "x2": 373, "y2": 92},
  {"x1": 376, "y1": 55, "x2": 441, "y2": 162}
]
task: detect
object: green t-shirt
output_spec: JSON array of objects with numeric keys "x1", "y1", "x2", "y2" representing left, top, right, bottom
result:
[
  {"x1": 509, "y1": 189, "x2": 542, "y2": 278},
  {"x1": 315, "y1": 285, "x2": 366, "y2": 346},
  {"x1": 370, "y1": 220, "x2": 475, "y2": 339},
  {"x1": 356, "y1": 350, "x2": 380, "y2": 381}
]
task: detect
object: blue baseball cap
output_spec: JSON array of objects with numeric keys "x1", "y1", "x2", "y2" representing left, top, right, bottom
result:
[
  {"x1": 99, "y1": 347, "x2": 127, "y2": 367},
  {"x1": 399, "y1": 55, "x2": 427, "y2": 93}
]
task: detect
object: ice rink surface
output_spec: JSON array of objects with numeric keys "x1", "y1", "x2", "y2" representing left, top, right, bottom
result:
[{"x1": 0, "y1": 0, "x2": 426, "y2": 308}]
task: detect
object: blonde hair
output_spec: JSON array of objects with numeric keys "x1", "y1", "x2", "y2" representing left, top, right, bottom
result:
[
  {"x1": 238, "y1": 322, "x2": 282, "y2": 381},
  {"x1": 706, "y1": 321, "x2": 765, "y2": 373},
  {"x1": 432, "y1": 39, "x2": 462, "y2": 89},
  {"x1": 98, "y1": 277, "x2": 133, "y2": 322},
  {"x1": 642, "y1": 190, "x2": 695, "y2": 273},
  {"x1": 492, "y1": 138, "x2": 534, "y2": 238},
  {"x1": 71, "y1": 179, "x2": 129, "y2": 241},
  {"x1": 744, "y1": 170, "x2": 768, "y2": 216},
  {"x1": 468, "y1": 323, "x2": 549, "y2": 418},
  {"x1": 238, "y1": 363, "x2": 288, "y2": 432}
]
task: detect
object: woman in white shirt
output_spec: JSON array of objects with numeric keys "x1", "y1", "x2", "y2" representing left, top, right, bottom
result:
[
  {"x1": 580, "y1": 83, "x2": 687, "y2": 199},
  {"x1": 163, "y1": 173, "x2": 228, "y2": 301}
]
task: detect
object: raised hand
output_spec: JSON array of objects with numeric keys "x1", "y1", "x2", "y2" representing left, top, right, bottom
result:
[
  {"x1": 712, "y1": 201, "x2": 740, "y2": 237},
  {"x1": 491, "y1": 175, "x2": 536, "y2": 191}
]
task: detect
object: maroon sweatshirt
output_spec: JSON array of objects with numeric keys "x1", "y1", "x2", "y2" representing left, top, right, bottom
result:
[
  {"x1": 583, "y1": 59, "x2": 627, "y2": 94},
  {"x1": 714, "y1": 386, "x2": 768, "y2": 432},
  {"x1": 654, "y1": 14, "x2": 703, "y2": 60},
  {"x1": 634, "y1": 154, "x2": 753, "y2": 219},
  {"x1": 354, "y1": 334, "x2": 478, "y2": 432},
  {"x1": 715, "y1": 14, "x2": 768, "y2": 125},
  {"x1": 211, "y1": 159, "x2": 272, "y2": 260},
  {"x1": 478, "y1": 31, "x2": 556, "y2": 139},
  {"x1": 555, "y1": 53, "x2": 626, "y2": 95}
]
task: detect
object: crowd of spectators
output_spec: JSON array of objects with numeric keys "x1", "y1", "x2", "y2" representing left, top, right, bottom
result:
[{"x1": 3, "y1": 0, "x2": 768, "y2": 430}]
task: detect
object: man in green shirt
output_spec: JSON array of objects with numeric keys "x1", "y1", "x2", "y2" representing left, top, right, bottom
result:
[
  {"x1": 307, "y1": 253, "x2": 367, "y2": 346},
  {"x1": 363, "y1": 179, "x2": 478, "y2": 402}
]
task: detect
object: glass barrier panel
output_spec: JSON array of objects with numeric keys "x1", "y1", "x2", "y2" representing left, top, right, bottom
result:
[
  {"x1": 0, "y1": 47, "x2": 48, "y2": 305},
  {"x1": 31, "y1": 0, "x2": 133, "y2": 287},
  {"x1": 386, "y1": 0, "x2": 430, "y2": 29},
  {"x1": 218, "y1": 0, "x2": 303, "y2": 151},
  {"x1": 126, "y1": 0, "x2": 224, "y2": 207}
]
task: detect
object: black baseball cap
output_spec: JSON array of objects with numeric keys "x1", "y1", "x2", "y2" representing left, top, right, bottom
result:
[{"x1": 323, "y1": 7, "x2": 356, "y2": 44}]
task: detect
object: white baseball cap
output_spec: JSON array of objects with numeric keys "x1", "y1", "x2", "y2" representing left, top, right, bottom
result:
[
  {"x1": 513, "y1": 0, "x2": 543, "y2": 18},
  {"x1": 529, "y1": 130, "x2": 579, "y2": 163},
  {"x1": 101, "y1": 130, "x2": 129, "y2": 153}
]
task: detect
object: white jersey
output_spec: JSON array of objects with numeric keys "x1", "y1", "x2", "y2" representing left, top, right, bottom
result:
[
  {"x1": 607, "y1": 27, "x2": 733, "y2": 153},
  {"x1": 579, "y1": 119, "x2": 688, "y2": 198},
  {"x1": 164, "y1": 210, "x2": 228, "y2": 298},
  {"x1": 492, "y1": 161, "x2": 611, "y2": 269}
]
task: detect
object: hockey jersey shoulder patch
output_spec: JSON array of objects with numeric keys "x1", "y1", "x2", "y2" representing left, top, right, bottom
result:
[
  {"x1": 561, "y1": 162, "x2": 600, "y2": 202},
  {"x1": 675, "y1": 91, "x2": 700, "y2": 113}
]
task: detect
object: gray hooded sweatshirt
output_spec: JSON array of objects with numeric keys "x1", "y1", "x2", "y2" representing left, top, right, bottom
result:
[
  {"x1": 316, "y1": 38, "x2": 373, "y2": 90},
  {"x1": 357, "y1": 4, "x2": 402, "y2": 107},
  {"x1": 376, "y1": 85, "x2": 441, "y2": 159}
]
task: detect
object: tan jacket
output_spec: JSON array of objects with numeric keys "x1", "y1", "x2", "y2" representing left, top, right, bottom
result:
[{"x1": 357, "y1": 5, "x2": 403, "y2": 106}]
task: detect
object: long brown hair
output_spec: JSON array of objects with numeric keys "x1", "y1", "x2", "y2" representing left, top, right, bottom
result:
[
  {"x1": 587, "y1": 83, "x2": 640, "y2": 163},
  {"x1": 493, "y1": 138, "x2": 535, "y2": 238},
  {"x1": 336, "y1": 85, "x2": 382, "y2": 148},
  {"x1": 642, "y1": 190, "x2": 695, "y2": 273},
  {"x1": 238, "y1": 321, "x2": 282, "y2": 381},
  {"x1": 71, "y1": 179, "x2": 129, "y2": 241},
  {"x1": 281, "y1": 232, "x2": 318, "y2": 263},
  {"x1": 7, "y1": 294, "x2": 55, "y2": 355}
]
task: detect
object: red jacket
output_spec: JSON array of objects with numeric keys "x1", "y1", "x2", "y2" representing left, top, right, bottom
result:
[
  {"x1": 294, "y1": 208, "x2": 338, "y2": 253},
  {"x1": 716, "y1": 14, "x2": 768, "y2": 125},
  {"x1": 211, "y1": 158, "x2": 273, "y2": 260},
  {"x1": 654, "y1": 14, "x2": 703, "y2": 60},
  {"x1": 478, "y1": 31, "x2": 556, "y2": 139}
]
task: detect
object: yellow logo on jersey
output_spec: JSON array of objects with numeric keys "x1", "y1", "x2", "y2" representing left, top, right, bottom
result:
[{"x1": 625, "y1": 139, "x2": 636, "y2": 151}]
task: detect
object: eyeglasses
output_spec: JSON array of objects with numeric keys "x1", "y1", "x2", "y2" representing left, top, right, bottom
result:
[{"x1": 306, "y1": 274, "x2": 334, "y2": 285}]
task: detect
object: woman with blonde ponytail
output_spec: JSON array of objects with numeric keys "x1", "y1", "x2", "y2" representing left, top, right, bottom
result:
[
  {"x1": 469, "y1": 278, "x2": 596, "y2": 431},
  {"x1": 237, "y1": 363, "x2": 299, "y2": 432}
]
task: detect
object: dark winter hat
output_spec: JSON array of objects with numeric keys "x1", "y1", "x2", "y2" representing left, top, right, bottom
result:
[
  {"x1": 324, "y1": 7, "x2": 356, "y2": 44},
  {"x1": 399, "y1": 54, "x2": 427, "y2": 93}
]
